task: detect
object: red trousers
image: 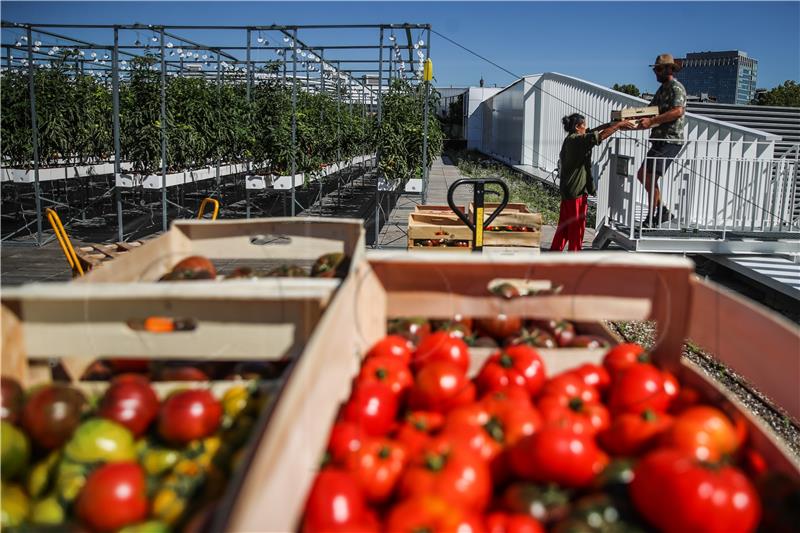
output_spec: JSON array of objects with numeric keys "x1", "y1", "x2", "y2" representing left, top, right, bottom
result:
[{"x1": 550, "y1": 195, "x2": 588, "y2": 252}]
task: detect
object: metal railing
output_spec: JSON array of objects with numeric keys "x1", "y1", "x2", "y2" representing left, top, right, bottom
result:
[{"x1": 602, "y1": 139, "x2": 799, "y2": 241}]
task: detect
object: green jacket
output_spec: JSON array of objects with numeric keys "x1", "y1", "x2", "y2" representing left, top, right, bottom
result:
[{"x1": 559, "y1": 131, "x2": 600, "y2": 200}]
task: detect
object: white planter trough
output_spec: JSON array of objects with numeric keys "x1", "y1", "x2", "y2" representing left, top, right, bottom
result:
[
  {"x1": 116, "y1": 163, "x2": 248, "y2": 190},
  {"x1": 245, "y1": 174, "x2": 277, "y2": 190},
  {"x1": 2, "y1": 161, "x2": 132, "y2": 184}
]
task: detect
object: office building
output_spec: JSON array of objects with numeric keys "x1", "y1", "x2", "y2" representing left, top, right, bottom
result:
[{"x1": 676, "y1": 51, "x2": 758, "y2": 105}]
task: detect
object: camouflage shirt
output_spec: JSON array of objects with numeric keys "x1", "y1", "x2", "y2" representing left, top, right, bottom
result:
[{"x1": 649, "y1": 79, "x2": 687, "y2": 141}]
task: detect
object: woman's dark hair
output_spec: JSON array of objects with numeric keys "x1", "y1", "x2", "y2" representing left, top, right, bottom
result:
[{"x1": 562, "y1": 113, "x2": 586, "y2": 133}]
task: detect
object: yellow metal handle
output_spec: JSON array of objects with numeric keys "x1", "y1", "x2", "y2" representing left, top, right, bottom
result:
[
  {"x1": 197, "y1": 197, "x2": 220, "y2": 220},
  {"x1": 46, "y1": 208, "x2": 84, "y2": 277}
]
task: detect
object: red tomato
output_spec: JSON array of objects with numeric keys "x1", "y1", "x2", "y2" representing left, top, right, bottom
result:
[
  {"x1": 527, "y1": 319, "x2": 575, "y2": 347},
  {"x1": 365, "y1": 335, "x2": 412, "y2": 365},
  {"x1": 475, "y1": 345, "x2": 547, "y2": 397},
  {"x1": 394, "y1": 411, "x2": 444, "y2": 458},
  {"x1": 408, "y1": 361, "x2": 476, "y2": 414},
  {"x1": 385, "y1": 495, "x2": 485, "y2": 533},
  {"x1": 607, "y1": 363, "x2": 669, "y2": 415},
  {"x1": 480, "y1": 386, "x2": 533, "y2": 410},
  {"x1": 302, "y1": 468, "x2": 369, "y2": 533},
  {"x1": 98, "y1": 374, "x2": 159, "y2": 438},
  {"x1": 508, "y1": 426, "x2": 602, "y2": 488},
  {"x1": 540, "y1": 373, "x2": 600, "y2": 405},
  {"x1": 476, "y1": 315, "x2": 523, "y2": 341},
  {"x1": 398, "y1": 438, "x2": 491, "y2": 511},
  {"x1": 357, "y1": 356, "x2": 413, "y2": 398},
  {"x1": 327, "y1": 420, "x2": 365, "y2": 464},
  {"x1": 1, "y1": 377, "x2": 23, "y2": 425},
  {"x1": 106, "y1": 359, "x2": 150, "y2": 374},
  {"x1": 157, "y1": 389, "x2": 222, "y2": 445},
  {"x1": 598, "y1": 409, "x2": 673, "y2": 456},
  {"x1": 661, "y1": 405, "x2": 739, "y2": 461},
  {"x1": 662, "y1": 370, "x2": 680, "y2": 402},
  {"x1": 669, "y1": 385, "x2": 702, "y2": 414},
  {"x1": 537, "y1": 395, "x2": 610, "y2": 437},
  {"x1": 21, "y1": 384, "x2": 88, "y2": 450},
  {"x1": 442, "y1": 401, "x2": 541, "y2": 464},
  {"x1": 571, "y1": 363, "x2": 611, "y2": 392},
  {"x1": 388, "y1": 318, "x2": 432, "y2": 348},
  {"x1": 631, "y1": 449, "x2": 761, "y2": 533},
  {"x1": 154, "y1": 365, "x2": 210, "y2": 382},
  {"x1": 75, "y1": 462, "x2": 149, "y2": 532},
  {"x1": 486, "y1": 512, "x2": 545, "y2": 533},
  {"x1": 432, "y1": 315, "x2": 474, "y2": 340},
  {"x1": 342, "y1": 382, "x2": 398, "y2": 437},
  {"x1": 172, "y1": 255, "x2": 217, "y2": 278},
  {"x1": 412, "y1": 332, "x2": 470, "y2": 373},
  {"x1": 602, "y1": 343, "x2": 648, "y2": 378},
  {"x1": 344, "y1": 438, "x2": 407, "y2": 503},
  {"x1": 506, "y1": 328, "x2": 557, "y2": 349}
]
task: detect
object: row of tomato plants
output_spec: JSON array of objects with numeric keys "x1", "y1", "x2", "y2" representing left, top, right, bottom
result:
[
  {"x1": 1, "y1": 55, "x2": 443, "y2": 183},
  {"x1": 302, "y1": 316, "x2": 796, "y2": 533}
]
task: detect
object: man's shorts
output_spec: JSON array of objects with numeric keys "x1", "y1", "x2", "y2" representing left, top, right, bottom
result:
[{"x1": 644, "y1": 140, "x2": 682, "y2": 177}]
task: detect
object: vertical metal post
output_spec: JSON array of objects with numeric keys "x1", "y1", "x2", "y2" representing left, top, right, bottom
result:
[
  {"x1": 336, "y1": 63, "x2": 342, "y2": 210},
  {"x1": 245, "y1": 29, "x2": 252, "y2": 218},
  {"x1": 113, "y1": 27, "x2": 123, "y2": 242},
  {"x1": 375, "y1": 27, "x2": 384, "y2": 247},
  {"x1": 246, "y1": 29, "x2": 251, "y2": 101},
  {"x1": 290, "y1": 28, "x2": 298, "y2": 216},
  {"x1": 319, "y1": 48, "x2": 325, "y2": 93},
  {"x1": 160, "y1": 28, "x2": 168, "y2": 232},
  {"x1": 216, "y1": 52, "x2": 221, "y2": 188},
  {"x1": 421, "y1": 27, "x2": 431, "y2": 204},
  {"x1": 26, "y1": 26, "x2": 43, "y2": 245}
]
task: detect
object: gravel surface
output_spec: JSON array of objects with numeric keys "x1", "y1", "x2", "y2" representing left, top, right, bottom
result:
[{"x1": 608, "y1": 320, "x2": 800, "y2": 459}]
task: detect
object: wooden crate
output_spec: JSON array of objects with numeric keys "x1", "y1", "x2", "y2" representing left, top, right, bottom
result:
[
  {"x1": 229, "y1": 251, "x2": 800, "y2": 532},
  {"x1": 75, "y1": 241, "x2": 145, "y2": 271},
  {"x1": 407, "y1": 212, "x2": 540, "y2": 250},
  {"x1": 1, "y1": 281, "x2": 334, "y2": 366},
  {"x1": 0, "y1": 303, "x2": 287, "y2": 531},
  {"x1": 78, "y1": 217, "x2": 364, "y2": 283}
]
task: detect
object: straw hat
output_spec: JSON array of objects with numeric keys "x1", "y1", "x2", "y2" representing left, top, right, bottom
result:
[{"x1": 650, "y1": 53, "x2": 682, "y2": 72}]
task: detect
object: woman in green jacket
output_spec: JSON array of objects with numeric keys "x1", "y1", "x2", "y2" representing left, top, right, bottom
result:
[{"x1": 551, "y1": 113, "x2": 633, "y2": 251}]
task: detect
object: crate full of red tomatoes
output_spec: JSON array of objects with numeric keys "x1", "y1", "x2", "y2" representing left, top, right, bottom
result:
[{"x1": 230, "y1": 251, "x2": 798, "y2": 532}]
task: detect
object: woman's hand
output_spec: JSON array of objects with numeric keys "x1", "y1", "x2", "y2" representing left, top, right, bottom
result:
[{"x1": 617, "y1": 120, "x2": 637, "y2": 130}]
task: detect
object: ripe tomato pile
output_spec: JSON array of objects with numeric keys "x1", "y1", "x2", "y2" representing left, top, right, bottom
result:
[
  {"x1": 0, "y1": 375, "x2": 265, "y2": 531},
  {"x1": 157, "y1": 252, "x2": 348, "y2": 281},
  {"x1": 303, "y1": 317, "x2": 797, "y2": 533}
]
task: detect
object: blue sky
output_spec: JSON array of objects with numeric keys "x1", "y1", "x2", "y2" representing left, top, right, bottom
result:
[{"x1": 3, "y1": 1, "x2": 798, "y2": 92}]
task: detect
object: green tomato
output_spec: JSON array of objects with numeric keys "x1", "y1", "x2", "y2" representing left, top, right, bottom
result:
[
  {"x1": 141, "y1": 447, "x2": 181, "y2": 477},
  {"x1": 26, "y1": 450, "x2": 61, "y2": 498},
  {"x1": 54, "y1": 458, "x2": 89, "y2": 503},
  {"x1": 118, "y1": 520, "x2": 171, "y2": 533},
  {"x1": 64, "y1": 418, "x2": 136, "y2": 464},
  {"x1": 1, "y1": 420, "x2": 30, "y2": 481},
  {"x1": 1, "y1": 482, "x2": 30, "y2": 527},
  {"x1": 30, "y1": 494, "x2": 65, "y2": 525}
]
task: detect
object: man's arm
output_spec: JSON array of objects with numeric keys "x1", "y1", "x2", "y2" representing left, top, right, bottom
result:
[{"x1": 638, "y1": 107, "x2": 684, "y2": 130}]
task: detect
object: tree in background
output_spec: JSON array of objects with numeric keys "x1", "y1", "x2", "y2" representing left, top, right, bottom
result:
[
  {"x1": 612, "y1": 83, "x2": 641, "y2": 98},
  {"x1": 754, "y1": 80, "x2": 800, "y2": 107}
]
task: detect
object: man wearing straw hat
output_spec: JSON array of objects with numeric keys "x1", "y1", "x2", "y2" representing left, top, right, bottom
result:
[{"x1": 636, "y1": 53, "x2": 687, "y2": 227}]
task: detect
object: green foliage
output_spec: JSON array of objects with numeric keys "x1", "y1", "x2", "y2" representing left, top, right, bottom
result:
[
  {"x1": 378, "y1": 79, "x2": 443, "y2": 182},
  {"x1": 612, "y1": 83, "x2": 641, "y2": 98},
  {"x1": 754, "y1": 80, "x2": 800, "y2": 107},
  {"x1": 1, "y1": 53, "x2": 112, "y2": 168},
  {"x1": 1, "y1": 60, "x2": 444, "y2": 187}
]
